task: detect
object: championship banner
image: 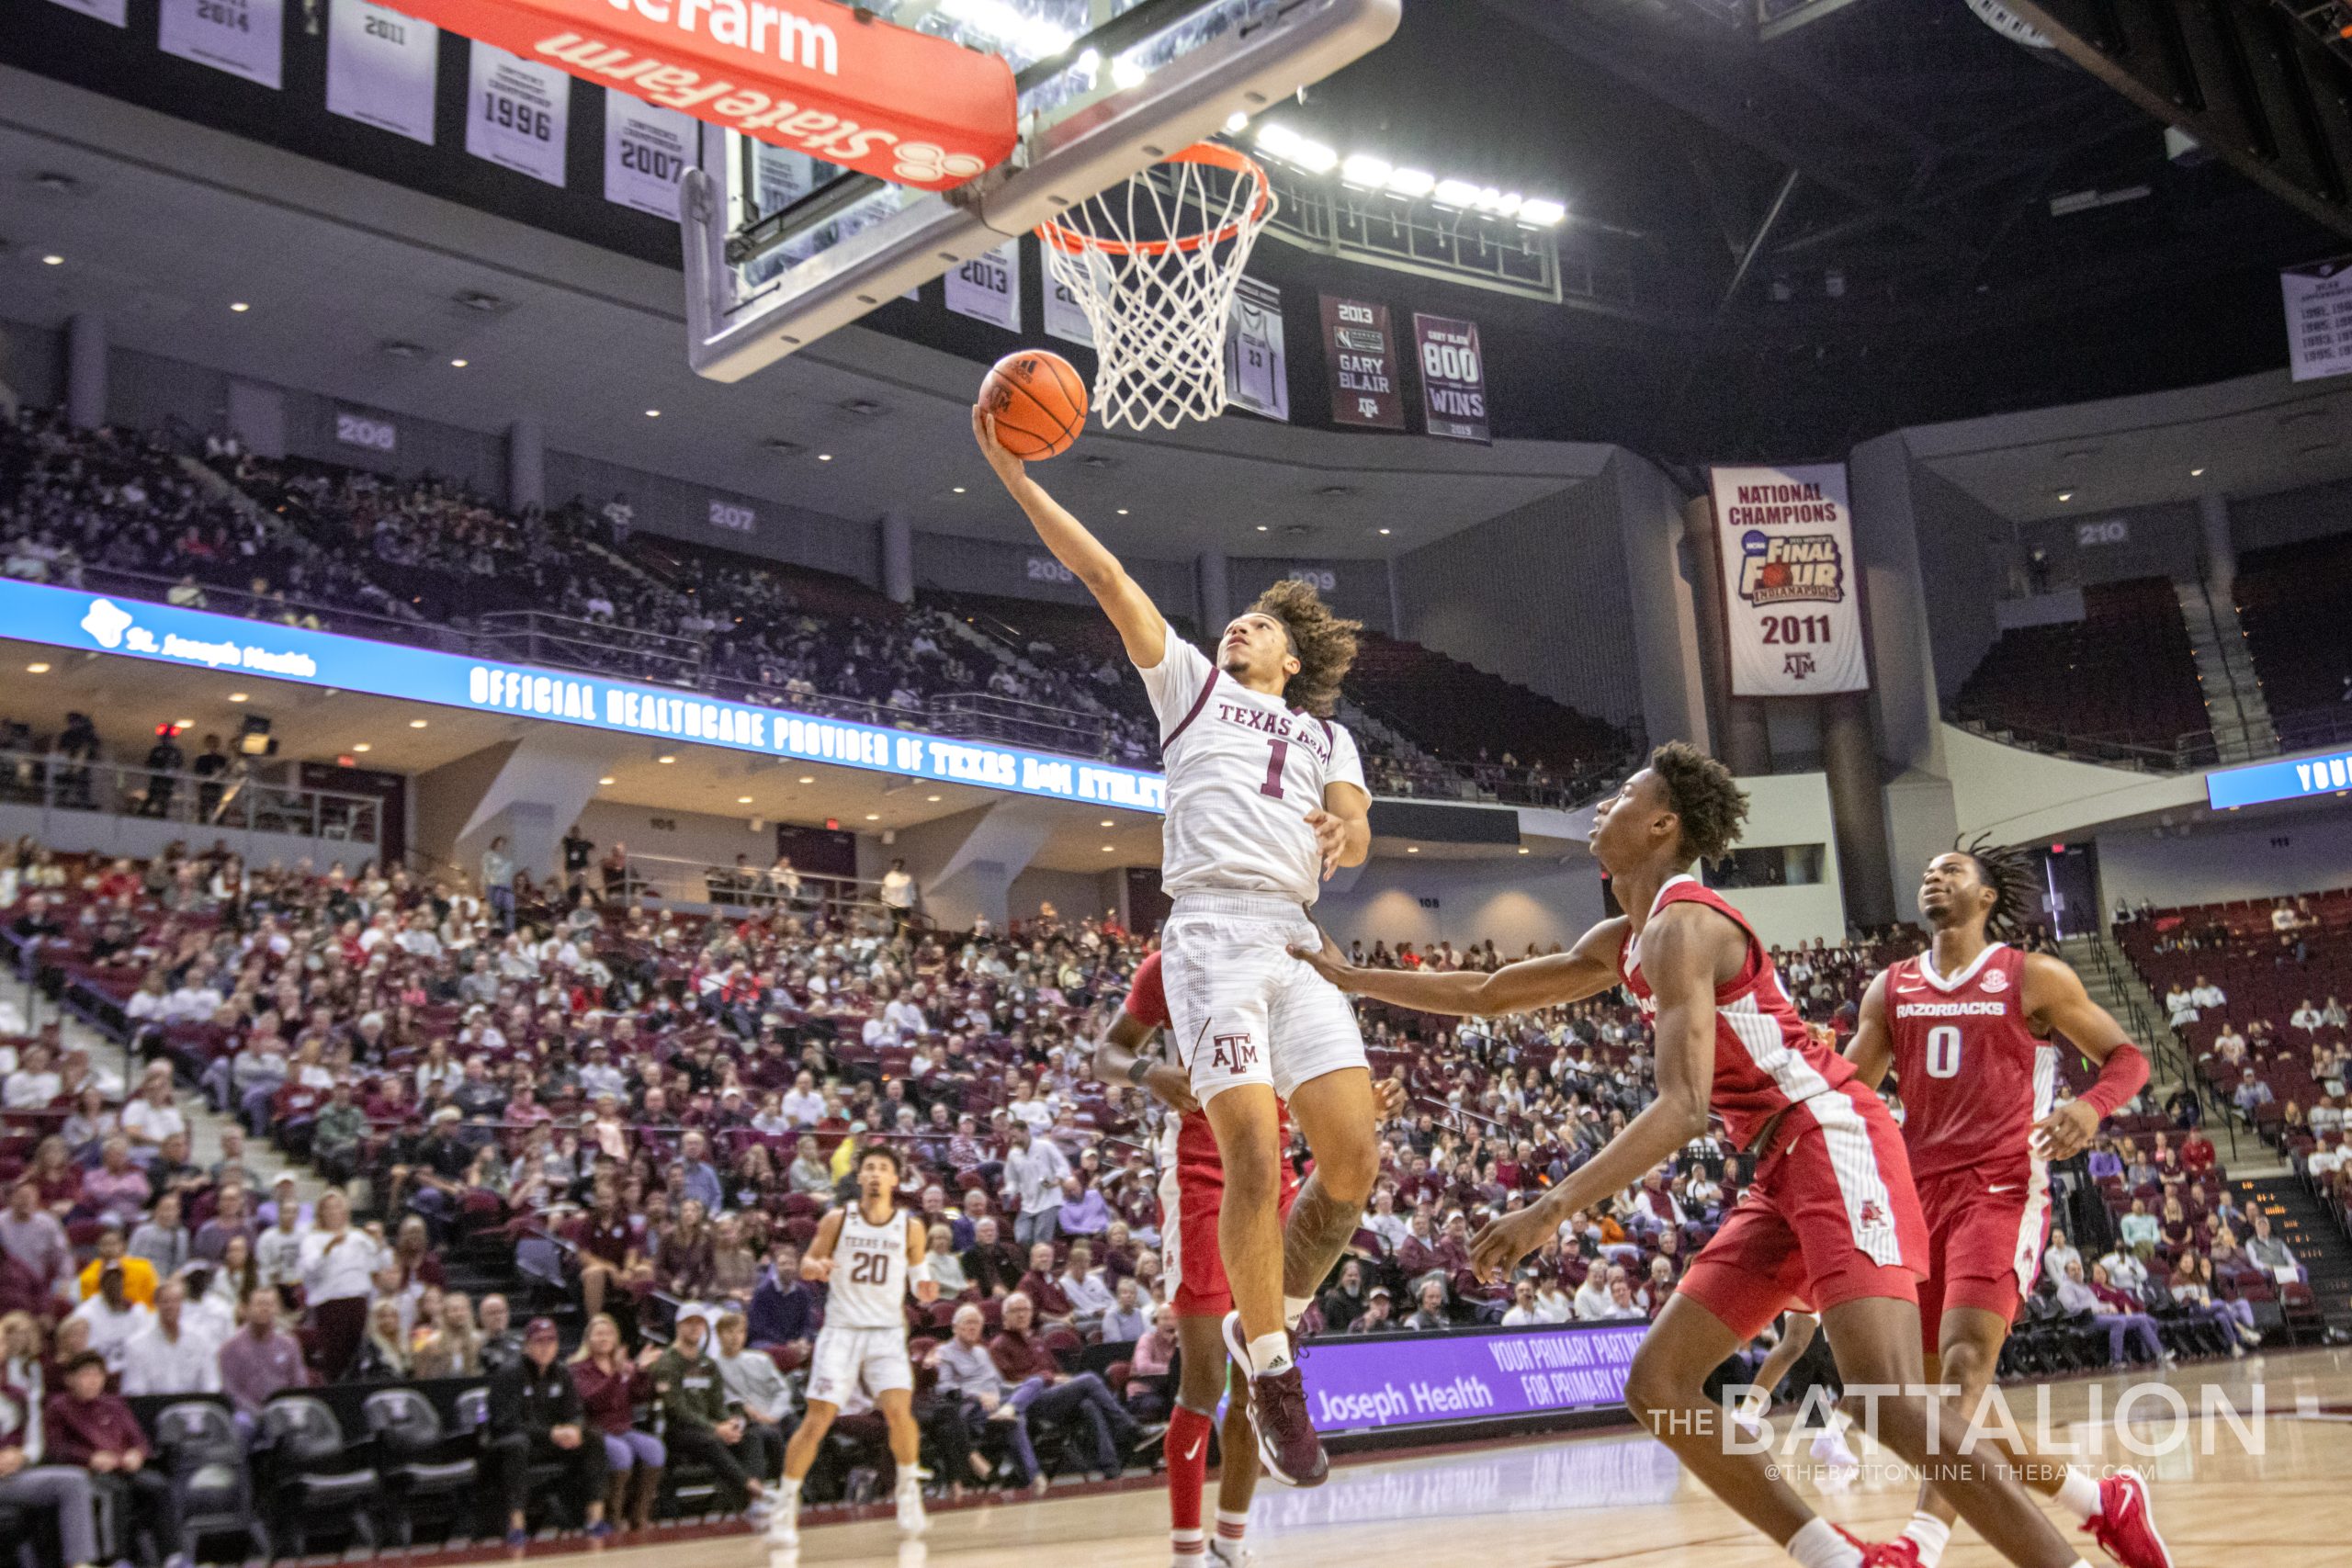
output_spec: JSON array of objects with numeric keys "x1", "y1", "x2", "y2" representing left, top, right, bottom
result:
[
  {"x1": 159, "y1": 0, "x2": 285, "y2": 87},
  {"x1": 1225, "y1": 276, "x2": 1290, "y2": 422},
  {"x1": 373, "y1": 0, "x2": 1014, "y2": 190},
  {"x1": 465, "y1": 39, "x2": 571, "y2": 186},
  {"x1": 1321, "y1": 296, "x2": 1403, "y2": 430},
  {"x1": 605, "y1": 89, "x2": 699, "y2": 219},
  {"x1": 2281, "y1": 257, "x2": 2352, "y2": 381},
  {"x1": 1044, "y1": 268, "x2": 1095, "y2": 347},
  {"x1": 1413, "y1": 313, "x2": 1489, "y2": 442},
  {"x1": 1709, "y1": 463, "x2": 1869, "y2": 696},
  {"x1": 39, "y1": 0, "x2": 127, "y2": 26},
  {"x1": 945, "y1": 240, "x2": 1022, "y2": 330},
  {"x1": 326, "y1": 0, "x2": 439, "y2": 144}
]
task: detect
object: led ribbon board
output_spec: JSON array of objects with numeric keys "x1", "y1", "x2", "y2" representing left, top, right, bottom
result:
[
  {"x1": 2206, "y1": 748, "x2": 2352, "y2": 811},
  {"x1": 389, "y1": 0, "x2": 1016, "y2": 189},
  {"x1": 7, "y1": 580, "x2": 1164, "y2": 812}
]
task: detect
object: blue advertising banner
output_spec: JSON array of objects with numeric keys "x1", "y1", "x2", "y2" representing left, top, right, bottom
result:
[
  {"x1": 0, "y1": 581, "x2": 1165, "y2": 814},
  {"x1": 2206, "y1": 747, "x2": 2352, "y2": 811},
  {"x1": 1303, "y1": 1322, "x2": 1645, "y2": 1433}
]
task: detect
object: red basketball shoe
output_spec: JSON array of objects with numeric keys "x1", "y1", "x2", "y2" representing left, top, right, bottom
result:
[
  {"x1": 1221, "y1": 1311, "x2": 1328, "y2": 1487},
  {"x1": 2087, "y1": 1468, "x2": 2173, "y2": 1568}
]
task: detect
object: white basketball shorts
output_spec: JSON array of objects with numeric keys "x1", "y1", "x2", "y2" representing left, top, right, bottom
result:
[
  {"x1": 806, "y1": 1325, "x2": 913, "y2": 1407},
  {"x1": 1159, "y1": 891, "x2": 1367, "y2": 1106}
]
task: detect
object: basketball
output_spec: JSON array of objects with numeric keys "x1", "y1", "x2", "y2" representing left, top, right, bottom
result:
[{"x1": 978, "y1": 349, "x2": 1089, "y2": 459}]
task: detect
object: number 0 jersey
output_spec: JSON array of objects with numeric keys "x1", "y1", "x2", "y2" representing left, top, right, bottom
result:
[
  {"x1": 1137, "y1": 634, "x2": 1366, "y2": 906},
  {"x1": 1883, "y1": 943, "x2": 2054, "y2": 1182},
  {"x1": 825, "y1": 1202, "x2": 912, "y2": 1329}
]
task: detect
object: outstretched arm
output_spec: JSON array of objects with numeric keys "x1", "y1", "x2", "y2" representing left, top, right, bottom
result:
[
  {"x1": 973, "y1": 406, "x2": 1165, "y2": 669},
  {"x1": 1090, "y1": 1009, "x2": 1198, "y2": 1114},
  {"x1": 1290, "y1": 916, "x2": 1628, "y2": 1017},
  {"x1": 1466, "y1": 904, "x2": 1726, "y2": 1280},
  {"x1": 2022, "y1": 952, "x2": 2148, "y2": 1159},
  {"x1": 1842, "y1": 971, "x2": 1894, "y2": 1091}
]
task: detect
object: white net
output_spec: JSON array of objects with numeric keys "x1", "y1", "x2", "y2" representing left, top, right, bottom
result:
[{"x1": 1037, "y1": 145, "x2": 1276, "y2": 431}]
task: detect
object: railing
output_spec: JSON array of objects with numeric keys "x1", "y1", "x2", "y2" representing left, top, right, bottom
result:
[
  {"x1": 596, "y1": 851, "x2": 881, "y2": 920},
  {"x1": 2076, "y1": 930, "x2": 2241, "y2": 1166},
  {"x1": 52, "y1": 561, "x2": 456, "y2": 651},
  {"x1": 474, "y1": 610, "x2": 706, "y2": 689},
  {"x1": 928, "y1": 691, "x2": 1125, "y2": 757},
  {"x1": 1951, "y1": 703, "x2": 2352, "y2": 775},
  {"x1": 0, "y1": 747, "x2": 382, "y2": 849}
]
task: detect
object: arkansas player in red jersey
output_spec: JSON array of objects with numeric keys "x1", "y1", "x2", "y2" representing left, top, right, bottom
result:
[
  {"x1": 1844, "y1": 843, "x2": 2165, "y2": 1568},
  {"x1": 1093, "y1": 953, "x2": 1405, "y2": 1568},
  {"x1": 1295, "y1": 745, "x2": 2100, "y2": 1568}
]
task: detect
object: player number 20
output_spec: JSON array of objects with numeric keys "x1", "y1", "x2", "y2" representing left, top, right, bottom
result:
[
  {"x1": 848, "y1": 1251, "x2": 888, "y2": 1285},
  {"x1": 1925, "y1": 1024, "x2": 1962, "y2": 1079}
]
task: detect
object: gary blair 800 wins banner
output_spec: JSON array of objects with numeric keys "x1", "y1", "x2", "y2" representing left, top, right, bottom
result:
[{"x1": 1709, "y1": 463, "x2": 1869, "y2": 696}]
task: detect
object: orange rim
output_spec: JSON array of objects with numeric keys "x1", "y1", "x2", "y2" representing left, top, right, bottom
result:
[{"x1": 1035, "y1": 141, "x2": 1272, "y2": 257}]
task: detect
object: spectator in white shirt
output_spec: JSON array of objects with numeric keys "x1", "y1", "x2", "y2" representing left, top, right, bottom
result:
[
  {"x1": 164, "y1": 964, "x2": 225, "y2": 1023},
  {"x1": 120, "y1": 1279, "x2": 221, "y2": 1396},
  {"x1": 119, "y1": 1067, "x2": 186, "y2": 1154},
  {"x1": 779, "y1": 1072, "x2": 825, "y2": 1127},
  {"x1": 1056, "y1": 1243, "x2": 1116, "y2": 1336},
  {"x1": 1532, "y1": 1280, "x2": 1576, "y2": 1325},
  {"x1": 1363, "y1": 1190, "x2": 1410, "y2": 1255},
  {"x1": 1574, "y1": 1265, "x2": 1624, "y2": 1322},
  {"x1": 2098, "y1": 1247, "x2": 2149, "y2": 1294},
  {"x1": 2188, "y1": 975, "x2": 2226, "y2": 1013},
  {"x1": 1001, "y1": 1125, "x2": 1070, "y2": 1247},
  {"x1": 71, "y1": 1265, "x2": 155, "y2": 1373},
  {"x1": 2291, "y1": 998, "x2": 2327, "y2": 1034},
  {"x1": 1499, "y1": 1279, "x2": 1546, "y2": 1327},
  {"x1": 3, "y1": 1043, "x2": 61, "y2": 1110},
  {"x1": 2043, "y1": 1230, "x2": 2082, "y2": 1283},
  {"x1": 2165, "y1": 986, "x2": 2198, "y2": 1027}
]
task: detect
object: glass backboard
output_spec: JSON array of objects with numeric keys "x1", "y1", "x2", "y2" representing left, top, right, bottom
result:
[{"x1": 681, "y1": 0, "x2": 1399, "y2": 381}]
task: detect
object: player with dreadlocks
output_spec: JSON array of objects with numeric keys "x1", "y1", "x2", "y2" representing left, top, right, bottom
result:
[
  {"x1": 1295, "y1": 749, "x2": 2120, "y2": 1568},
  {"x1": 1838, "y1": 840, "x2": 2166, "y2": 1568}
]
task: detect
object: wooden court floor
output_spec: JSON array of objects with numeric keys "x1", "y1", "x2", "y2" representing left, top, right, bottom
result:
[{"x1": 538, "y1": 1349, "x2": 2352, "y2": 1568}]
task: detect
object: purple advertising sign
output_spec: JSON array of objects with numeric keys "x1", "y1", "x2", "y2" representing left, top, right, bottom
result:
[{"x1": 1305, "y1": 1323, "x2": 1646, "y2": 1433}]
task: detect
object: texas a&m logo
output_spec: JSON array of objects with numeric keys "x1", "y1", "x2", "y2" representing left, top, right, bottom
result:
[
  {"x1": 1209, "y1": 1032, "x2": 1261, "y2": 1072},
  {"x1": 1782, "y1": 650, "x2": 1817, "y2": 681}
]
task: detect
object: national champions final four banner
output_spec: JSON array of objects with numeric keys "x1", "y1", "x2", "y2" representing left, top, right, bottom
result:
[
  {"x1": 1708, "y1": 463, "x2": 1870, "y2": 696},
  {"x1": 0, "y1": 579, "x2": 1165, "y2": 814}
]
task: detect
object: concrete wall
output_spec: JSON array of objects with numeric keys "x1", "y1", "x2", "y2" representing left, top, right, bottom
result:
[
  {"x1": 1226, "y1": 556, "x2": 1394, "y2": 638},
  {"x1": 1309, "y1": 854, "x2": 1609, "y2": 956},
  {"x1": 1905, "y1": 461, "x2": 2018, "y2": 706},
  {"x1": 910, "y1": 530, "x2": 1194, "y2": 624},
  {"x1": 1713, "y1": 772, "x2": 1848, "y2": 950},
  {"x1": 1396, "y1": 476, "x2": 1645, "y2": 729},
  {"x1": 546, "y1": 448, "x2": 874, "y2": 581},
  {"x1": 2094, "y1": 809, "x2": 2352, "y2": 910},
  {"x1": 1942, "y1": 725, "x2": 2206, "y2": 848},
  {"x1": 2231, "y1": 475, "x2": 2352, "y2": 553},
  {"x1": 0, "y1": 317, "x2": 65, "y2": 411},
  {"x1": 1006, "y1": 867, "x2": 1123, "y2": 926}
]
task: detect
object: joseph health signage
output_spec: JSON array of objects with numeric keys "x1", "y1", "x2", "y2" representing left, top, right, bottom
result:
[
  {"x1": 9, "y1": 581, "x2": 1165, "y2": 813},
  {"x1": 2206, "y1": 747, "x2": 2352, "y2": 811}
]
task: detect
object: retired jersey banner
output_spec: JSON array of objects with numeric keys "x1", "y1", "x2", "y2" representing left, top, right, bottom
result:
[
  {"x1": 326, "y1": 0, "x2": 438, "y2": 144},
  {"x1": 1321, "y1": 296, "x2": 1403, "y2": 430},
  {"x1": 1044, "y1": 268, "x2": 1095, "y2": 347},
  {"x1": 1710, "y1": 464, "x2": 1869, "y2": 696},
  {"x1": 466, "y1": 40, "x2": 571, "y2": 186},
  {"x1": 2281, "y1": 257, "x2": 2352, "y2": 381},
  {"x1": 159, "y1": 0, "x2": 284, "y2": 86},
  {"x1": 945, "y1": 241, "x2": 1022, "y2": 330},
  {"x1": 605, "y1": 90, "x2": 699, "y2": 219},
  {"x1": 1225, "y1": 276, "x2": 1290, "y2": 422},
  {"x1": 1413, "y1": 313, "x2": 1489, "y2": 442}
]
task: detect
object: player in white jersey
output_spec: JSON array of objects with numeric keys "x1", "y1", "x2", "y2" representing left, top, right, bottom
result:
[
  {"x1": 770, "y1": 1145, "x2": 938, "y2": 1546},
  {"x1": 977, "y1": 405, "x2": 1381, "y2": 1489}
]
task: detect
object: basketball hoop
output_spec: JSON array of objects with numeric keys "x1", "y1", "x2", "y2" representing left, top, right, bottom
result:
[{"x1": 1036, "y1": 142, "x2": 1276, "y2": 432}]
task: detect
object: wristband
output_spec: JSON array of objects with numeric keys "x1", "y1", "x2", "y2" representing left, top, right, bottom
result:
[{"x1": 1125, "y1": 1055, "x2": 1154, "y2": 1088}]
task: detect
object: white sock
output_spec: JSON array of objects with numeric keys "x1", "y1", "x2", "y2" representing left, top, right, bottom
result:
[
  {"x1": 1216, "y1": 1507, "x2": 1249, "y2": 1540},
  {"x1": 1784, "y1": 1517, "x2": 1861, "y2": 1568},
  {"x1": 1282, "y1": 1294, "x2": 1314, "y2": 1329},
  {"x1": 1171, "y1": 1527, "x2": 1205, "y2": 1561},
  {"x1": 1902, "y1": 1513, "x2": 1952, "y2": 1568},
  {"x1": 2053, "y1": 1466, "x2": 2102, "y2": 1521},
  {"x1": 1246, "y1": 1331, "x2": 1291, "y2": 1377}
]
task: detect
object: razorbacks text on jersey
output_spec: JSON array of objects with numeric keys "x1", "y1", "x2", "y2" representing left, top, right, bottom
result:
[
  {"x1": 1883, "y1": 943, "x2": 2054, "y2": 1181},
  {"x1": 1136, "y1": 635, "x2": 1366, "y2": 906}
]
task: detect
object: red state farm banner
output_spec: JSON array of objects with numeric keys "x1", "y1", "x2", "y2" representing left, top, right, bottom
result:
[{"x1": 388, "y1": 0, "x2": 1015, "y2": 190}]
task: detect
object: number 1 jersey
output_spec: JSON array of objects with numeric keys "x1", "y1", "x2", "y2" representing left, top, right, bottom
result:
[
  {"x1": 1137, "y1": 633, "x2": 1366, "y2": 906},
  {"x1": 1883, "y1": 943, "x2": 2055, "y2": 1182}
]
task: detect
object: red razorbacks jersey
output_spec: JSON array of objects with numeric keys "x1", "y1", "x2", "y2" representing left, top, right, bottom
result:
[
  {"x1": 1883, "y1": 943, "x2": 2054, "y2": 1181},
  {"x1": 1123, "y1": 953, "x2": 1293, "y2": 1192},
  {"x1": 1617, "y1": 875, "x2": 1864, "y2": 1153}
]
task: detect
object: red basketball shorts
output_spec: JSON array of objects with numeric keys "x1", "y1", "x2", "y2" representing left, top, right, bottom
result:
[
  {"x1": 1913, "y1": 1163, "x2": 2052, "y2": 1350},
  {"x1": 1159, "y1": 1158, "x2": 1298, "y2": 1318},
  {"x1": 1678, "y1": 1089, "x2": 1928, "y2": 1343}
]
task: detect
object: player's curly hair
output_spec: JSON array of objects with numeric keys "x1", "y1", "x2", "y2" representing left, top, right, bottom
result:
[
  {"x1": 1954, "y1": 833, "x2": 2039, "y2": 944},
  {"x1": 1247, "y1": 577, "x2": 1361, "y2": 718},
  {"x1": 854, "y1": 1142, "x2": 903, "y2": 1176},
  {"x1": 1650, "y1": 741, "x2": 1749, "y2": 866}
]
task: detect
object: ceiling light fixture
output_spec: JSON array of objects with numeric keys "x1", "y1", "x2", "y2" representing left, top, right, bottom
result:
[
  {"x1": 926, "y1": 794, "x2": 942, "y2": 802},
  {"x1": 1385, "y1": 167, "x2": 1436, "y2": 198},
  {"x1": 952, "y1": 486, "x2": 966, "y2": 493},
  {"x1": 645, "y1": 409, "x2": 661, "y2": 418},
  {"x1": 352, "y1": 743, "x2": 372, "y2": 753},
  {"x1": 598, "y1": 775, "x2": 616, "y2": 785},
  {"x1": 450, "y1": 358, "x2": 468, "y2": 368},
  {"x1": 798, "y1": 775, "x2": 814, "y2": 784},
  {"x1": 230, "y1": 302, "x2": 251, "y2": 313},
  {"x1": 41, "y1": 254, "x2": 62, "y2": 266},
  {"x1": 25, "y1": 662, "x2": 50, "y2": 674},
  {"x1": 2055, "y1": 491, "x2": 2075, "y2": 502},
  {"x1": 1116, "y1": 508, "x2": 1129, "y2": 515},
  {"x1": 865, "y1": 812, "x2": 881, "y2": 820},
  {"x1": 1378, "y1": 527, "x2": 1392, "y2": 536},
  {"x1": 228, "y1": 692, "x2": 247, "y2": 703},
  {"x1": 658, "y1": 754, "x2": 676, "y2": 763},
  {"x1": 1406, "y1": 845, "x2": 1419, "y2": 853},
  {"x1": 738, "y1": 795, "x2": 754, "y2": 804},
  {"x1": 2190, "y1": 467, "x2": 2206, "y2": 477},
  {"x1": 817, "y1": 454, "x2": 833, "y2": 462}
]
